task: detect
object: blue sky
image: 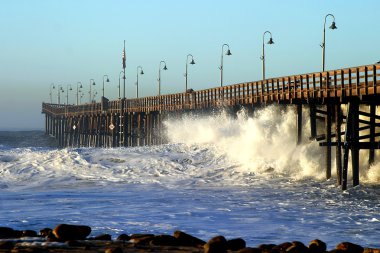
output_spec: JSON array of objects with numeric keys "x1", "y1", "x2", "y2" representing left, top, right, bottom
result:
[{"x1": 0, "y1": 0, "x2": 379, "y2": 130}]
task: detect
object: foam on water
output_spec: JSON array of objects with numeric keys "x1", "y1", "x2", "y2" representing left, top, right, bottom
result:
[{"x1": 0, "y1": 107, "x2": 380, "y2": 248}]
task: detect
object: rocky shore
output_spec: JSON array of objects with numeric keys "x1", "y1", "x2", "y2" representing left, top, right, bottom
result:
[{"x1": 0, "y1": 224, "x2": 378, "y2": 253}]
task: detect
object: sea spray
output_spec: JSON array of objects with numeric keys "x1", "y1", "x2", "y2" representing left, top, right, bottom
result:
[{"x1": 164, "y1": 105, "x2": 380, "y2": 183}]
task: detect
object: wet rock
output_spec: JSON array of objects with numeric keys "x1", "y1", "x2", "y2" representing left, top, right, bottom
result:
[
  {"x1": 329, "y1": 250, "x2": 347, "y2": 253},
  {"x1": 66, "y1": 240, "x2": 88, "y2": 247},
  {"x1": 204, "y1": 235, "x2": 227, "y2": 253},
  {"x1": 116, "y1": 233, "x2": 131, "y2": 241},
  {"x1": 273, "y1": 242, "x2": 293, "y2": 252},
  {"x1": 90, "y1": 234, "x2": 112, "y2": 241},
  {"x1": 22, "y1": 230, "x2": 38, "y2": 237},
  {"x1": 105, "y1": 247, "x2": 123, "y2": 253},
  {"x1": 258, "y1": 244, "x2": 277, "y2": 251},
  {"x1": 227, "y1": 238, "x2": 246, "y2": 251},
  {"x1": 238, "y1": 247, "x2": 262, "y2": 253},
  {"x1": 173, "y1": 230, "x2": 206, "y2": 247},
  {"x1": 286, "y1": 241, "x2": 309, "y2": 253},
  {"x1": 130, "y1": 233, "x2": 155, "y2": 239},
  {"x1": 0, "y1": 227, "x2": 20, "y2": 238},
  {"x1": 150, "y1": 235, "x2": 179, "y2": 246},
  {"x1": 40, "y1": 228, "x2": 53, "y2": 237},
  {"x1": 309, "y1": 239, "x2": 327, "y2": 253},
  {"x1": 364, "y1": 249, "x2": 380, "y2": 253},
  {"x1": 336, "y1": 242, "x2": 364, "y2": 253},
  {"x1": 131, "y1": 235, "x2": 155, "y2": 245},
  {"x1": 0, "y1": 241, "x2": 14, "y2": 250},
  {"x1": 52, "y1": 224, "x2": 91, "y2": 241}
]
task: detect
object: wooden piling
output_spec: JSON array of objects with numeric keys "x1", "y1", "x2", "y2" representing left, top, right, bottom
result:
[
  {"x1": 297, "y1": 104, "x2": 302, "y2": 145},
  {"x1": 335, "y1": 103, "x2": 342, "y2": 185},
  {"x1": 325, "y1": 104, "x2": 332, "y2": 180}
]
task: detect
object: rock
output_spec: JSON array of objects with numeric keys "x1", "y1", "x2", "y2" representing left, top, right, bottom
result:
[
  {"x1": 329, "y1": 250, "x2": 346, "y2": 253},
  {"x1": 130, "y1": 233, "x2": 155, "y2": 239},
  {"x1": 0, "y1": 227, "x2": 20, "y2": 238},
  {"x1": 52, "y1": 224, "x2": 91, "y2": 241},
  {"x1": 287, "y1": 241, "x2": 309, "y2": 253},
  {"x1": 131, "y1": 235, "x2": 155, "y2": 245},
  {"x1": 309, "y1": 239, "x2": 327, "y2": 253},
  {"x1": 227, "y1": 238, "x2": 246, "y2": 251},
  {"x1": 238, "y1": 247, "x2": 262, "y2": 253},
  {"x1": 22, "y1": 230, "x2": 38, "y2": 237},
  {"x1": 105, "y1": 247, "x2": 123, "y2": 253},
  {"x1": 0, "y1": 241, "x2": 14, "y2": 250},
  {"x1": 273, "y1": 242, "x2": 293, "y2": 252},
  {"x1": 173, "y1": 230, "x2": 206, "y2": 247},
  {"x1": 90, "y1": 234, "x2": 112, "y2": 241},
  {"x1": 116, "y1": 233, "x2": 131, "y2": 241},
  {"x1": 258, "y1": 244, "x2": 277, "y2": 251},
  {"x1": 204, "y1": 235, "x2": 228, "y2": 253},
  {"x1": 150, "y1": 235, "x2": 179, "y2": 246},
  {"x1": 336, "y1": 242, "x2": 364, "y2": 253},
  {"x1": 40, "y1": 228, "x2": 53, "y2": 237},
  {"x1": 364, "y1": 249, "x2": 380, "y2": 253}
]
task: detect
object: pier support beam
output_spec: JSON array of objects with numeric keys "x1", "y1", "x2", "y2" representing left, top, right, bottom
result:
[
  {"x1": 369, "y1": 102, "x2": 376, "y2": 165},
  {"x1": 309, "y1": 102, "x2": 317, "y2": 139},
  {"x1": 351, "y1": 99, "x2": 360, "y2": 187},
  {"x1": 335, "y1": 103, "x2": 342, "y2": 185},
  {"x1": 325, "y1": 104, "x2": 332, "y2": 180},
  {"x1": 296, "y1": 104, "x2": 302, "y2": 145}
]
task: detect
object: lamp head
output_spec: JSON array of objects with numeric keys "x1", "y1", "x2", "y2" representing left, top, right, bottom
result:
[
  {"x1": 267, "y1": 37, "x2": 274, "y2": 44},
  {"x1": 92, "y1": 81, "x2": 96, "y2": 86},
  {"x1": 190, "y1": 59, "x2": 195, "y2": 65},
  {"x1": 163, "y1": 65, "x2": 168, "y2": 70},
  {"x1": 140, "y1": 70, "x2": 144, "y2": 75},
  {"x1": 226, "y1": 49, "x2": 232, "y2": 56},
  {"x1": 80, "y1": 84, "x2": 83, "y2": 88},
  {"x1": 329, "y1": 21, "x2": 337, "y2": 29},
  {"x1": 106, "y1": 78, "x2": 110, "y2": 82}
]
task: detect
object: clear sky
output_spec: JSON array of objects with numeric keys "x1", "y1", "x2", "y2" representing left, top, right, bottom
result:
[{"x1": 0, "y1": 0, "x2": 379, "y2": 130}]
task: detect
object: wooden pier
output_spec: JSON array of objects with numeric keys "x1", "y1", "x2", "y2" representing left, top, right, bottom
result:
[{"x1": 42, "y1": 63, "x2": 380, "y2": 189}]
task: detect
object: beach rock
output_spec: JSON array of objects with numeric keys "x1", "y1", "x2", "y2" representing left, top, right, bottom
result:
[
  {"x1": 131, "y1": 235, "x2": 155, "y2": 245},
  {"x1": 150, "y1": 235, "x2": 179, "y2": 246},
  {"x1": 329, "y1": 250, "x2": 347, "y2": 253},
  {"x1": 238, "y1": 247, "x2": 262, "y2": 253},
  {"x1": 273, "y1": 242, "x2": 293, "y2": 252},
  {"x1": 130, "y1": 233, "x2": 155, "y2": 239},
  {"x1": 52, "y1": 224, "x2": 91, "y2": 241},
  {"x1": 309, "y1": 239, "x2": 327, "y2": 253},
  {"x1": 40, "y1": 228, "x2": 53, "y2": 237},
  {"x1": 0, "y1": 227, "x2": 20, "y2": 238},
  {"x1": 286, "y1": 241, "x2": 309, "y2": 253},
  {"x1": 336, "y1": 242, "x2": 364, "y2": 253},
  {"x1": 173, "y1": 230, "x2": 206, "y2": 247},
  {"x1": 105, "y1": 247, "x2": 123, "y2": 253},
  {"x1": 258, "y1": 243, "x2": 277, "y2": 251},
  {"x1": 90, "y1": 234, "x2": 112, "y2": 241},
  {"x1": 22, "y1": 230, "x2": 38, "y2": 237},
  {"x1": 227, "y1": 238, "x2": 246, "y2": 251},
  {"x1": 116, "y1": 233, "x2": 131, "y2": 241},
  {"x1": 0, "y1": 241, "x2": 14, "y2": 250},
  {"x1": 364, "y1": 249, "x2": 380, "y2": 253},
  {"x1": 204, "y1": 235, "x2": 228, "y2": 253}
]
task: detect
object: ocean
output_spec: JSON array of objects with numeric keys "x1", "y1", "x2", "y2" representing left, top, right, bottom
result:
[{"x1": 0, "y1": 106, "x2": 379, "y2": 249}]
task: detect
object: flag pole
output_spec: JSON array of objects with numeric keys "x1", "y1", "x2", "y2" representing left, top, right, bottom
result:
[{"x1": 123, "y1": 40, "x2": 126, "y2": 99}]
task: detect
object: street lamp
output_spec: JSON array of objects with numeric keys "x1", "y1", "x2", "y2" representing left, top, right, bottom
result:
[
  {"x1": 136, "y1": 66, "x2": 144, "y2": 98},
  {"x1": 321, "y1": 14, "x2": 337, "y2": 71},
  {"x1": 118, "y1": 70, "x2": 124, "y2": 99},
  {"x1": 66, "y1": 84, "x2": 72, "y2": 105},
  {"x1": 185, "y1": 54, "x2": 195, "y2": 91},
  {"x1": 89, "y1": 79, "x2": 96, "y2": 103},
  {"x1": 102, "y1": 75, "x2": 109, "y2": 98},
  {"x1": 220, "y1": 44, "x2": 232, "y2": 87},
  {"x1": 57, "y1": 85, "x2": 64, "y2": 105},
  {"x1": 158, "y1": 60, "x2": 167, "y2": 96},
  {"x1": 49, "y1": 83, "x2": 55, "y2": 103},
  {"x1": 261, "y1": 31, "x2": 274, "y2": 80},
  {"x1": 76, "y1": 82, "x2": 83, "y2": 105},
  {"x1": 93, "y1": 90, "x2": 98, "y2": 101}
]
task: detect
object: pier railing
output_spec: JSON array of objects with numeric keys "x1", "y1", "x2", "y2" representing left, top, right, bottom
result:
[{"x1": 42, "y1": 64, "x2": 380, "y2": 116}]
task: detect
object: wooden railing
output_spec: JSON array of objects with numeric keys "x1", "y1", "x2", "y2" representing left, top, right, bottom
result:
[{"x1": 42, "y1": 64, "x2": 380, "y2": 116}]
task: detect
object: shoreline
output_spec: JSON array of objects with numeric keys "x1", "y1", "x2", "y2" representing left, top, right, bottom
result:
[{"x1": 0, "y1": 224, "x2": 379, "y2": 253}]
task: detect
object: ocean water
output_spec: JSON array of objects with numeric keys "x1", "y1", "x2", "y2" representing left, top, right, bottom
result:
[{"x1": 0, "y1": 106, "x2": 379, "y2": 249}]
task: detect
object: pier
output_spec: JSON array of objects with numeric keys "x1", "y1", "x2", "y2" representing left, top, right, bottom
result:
[{"x1": 42, "y1": 63, "x2": 380, "y2": 189}]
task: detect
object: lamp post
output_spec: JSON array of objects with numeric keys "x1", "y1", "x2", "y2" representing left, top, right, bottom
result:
[
  {"x1": 102, "y1": 75, "x2": 109, "y2": 98},
  {"x1": 158, "y1": 60, "x2": 167, "y2": 96},
  {"x1": 89, "y1": 79, "x2": 96, "y2": 103},
  {"x1": 261, "y1": 31, "x2": 274, "y2": 80},
  {"x1": 76, "y1": 82, "x2": 83, "y2": 105},
  {"x1": 93, "y1": 90, "x2": 98, "y2": 101},
  {"x1": 118, "y1": 70, "x2": 124, "y2": 99},
  {"x1": 57, "y1": 85, "x2": 64, "y2": 105},
  {"x1": 49, "y1": 83, "x2": 55, "y2": 103},
  {"x1": 321, "y1": 14, "x2": 337, "y2": 72},
  {"x1": 220, "y1": 44, "x2": 232, "y2": 87},
  {"x1": 66, "y1": 84, "x2": 72, "y2": 105},
  {"x1": 185, "y1": 54, "x2": 195, "y2": 91},
  {"x1": 136, "y1": 66, "x2": 144, "y2": 98}
]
